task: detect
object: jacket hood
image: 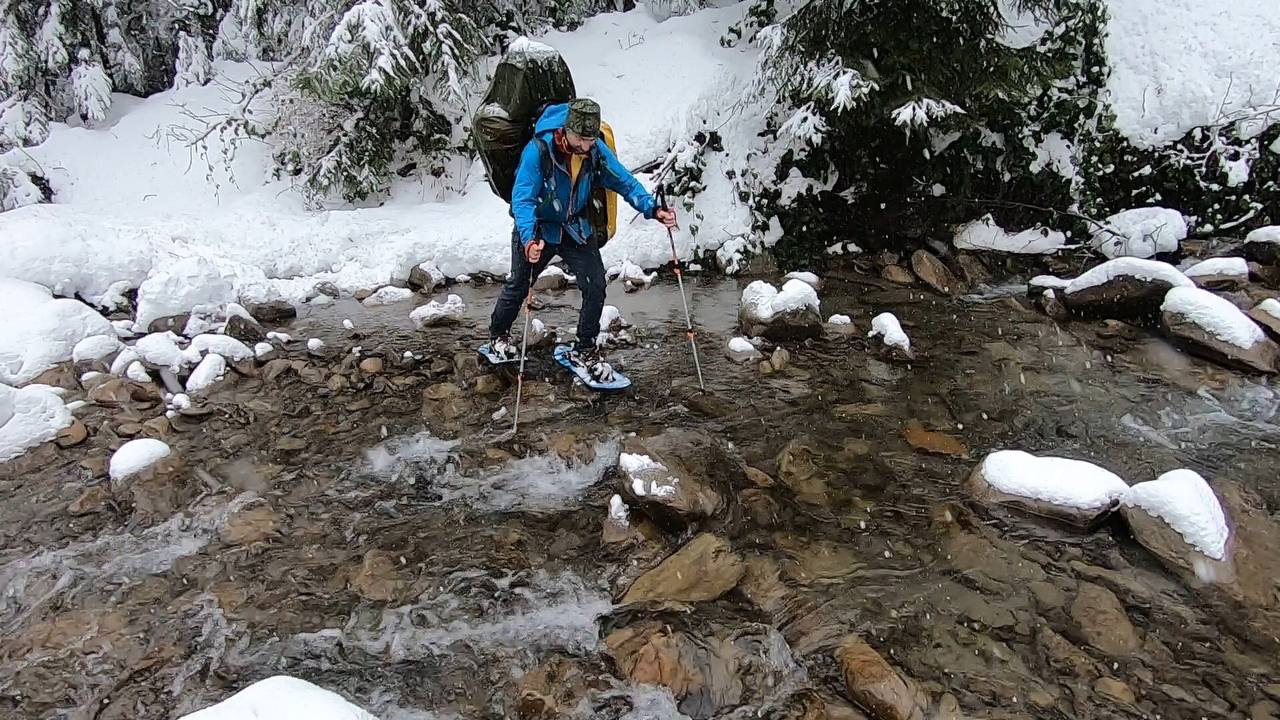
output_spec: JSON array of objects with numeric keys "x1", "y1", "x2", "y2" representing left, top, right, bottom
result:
[{"x1": 533, "y1": 103, "x2": 569, "y2": 135}]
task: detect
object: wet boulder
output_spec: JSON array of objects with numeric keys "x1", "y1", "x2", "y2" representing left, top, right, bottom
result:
[
  {"x1": 620, "y1": 533, "x2": 744, "y2": 604},
  {"x1": 516, "y1": 654, "x2": 593, "y2": 720},
  {"x1": 835, "y1": 636, "x2": 927, "y2": 720},
  {"x1": 739, "y1": 279, "x2": 822, "y2": 340},
  {"x1": 1062, "y1": 258, "x2": 1193, "y2": 319},
  {"x1": 1070, "y1": 582, "x2": 1141, "y2": 656},
  {"x1": 880, "y1": 265, "x2": 915, "y2": 285},
  {"x1": 1249, "y1": 299, "x2": 1280, "y2": 340},
  {"x1": 910, "y1": 249, "x2": 961, "y2": 296},
  {"x1": 618, "y1": 430, "x2": 724, "y2": 526},
  {"x1": 1160, "y1": 287, "x2": 1279, "y2": 373},
  {"x1": 1120, "y1": 469, "x2": 1233, "y2": 583},
  {"x1": 967, "y1": 450, "x2": 1129, "y2": 530},
  {"x1": 1182, "y1": 256, "x2": 1249, "y2": 291},
  {"x1": 1244, "y1": 226, "x2": 1280, "y2": 265},
  {"x1": 532, "y1": 265, "x2": 573, "y2": 291},
  {"x1": 224, "y1": 313, "x2": 266, "y2": 343},
  {"x1": 407, "y1": 261, "x2": 445, "y2": 294},
  {"x1": 246, "y1": 300, "x2": 297, "y2": 324}
]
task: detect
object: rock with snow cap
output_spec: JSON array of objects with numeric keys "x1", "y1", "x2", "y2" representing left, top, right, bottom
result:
[
  {"x1": 410, "y1": 295, "x2": 467, "y2": 328},
  {"x1": 967, "y1": 450, "x2": 1130, "y2": 530},
  {"x1": 532, "y1": 265, "x2": 573, "y2": 291},
  {"x1": 739, "y1": 279, "x2": 822, "y2": 340},
  {"x1": 1248, "y1": 299, "x2": 1280, "y2": 341},
  {"x1": 178, "y1": 675, "x2": 377, "y2": 720},
  {"x1": 407, "y1": 261, "x2": 446, "y2": 293},
  {"x1": 247, "y1": 300, "x2": 297, "y2": 324},
  {"x1": 619, "y1": 430, "x2": 725, "y2": 527},
  {"x1": 1243, "y1": 226, "x2": 1280, "y2": 266},
  {"x1": 1062, "y1": 258, "x2": 1193, "y2": 319},
  {"x1": 1121, "y1": 469, "x2": 1233, "y2": 583},
  {"x1": 783, "y1": 270, "x2": 822, "y2": 291},
  {"x1": 868, "y1": 312, "x2": 912, "y2": 359},
  {"x1": 1160, "y1": 287, "x2": 1279, "y2": 373},
  {"x1": 1182, "y1": 257, "x2": 1249, "y2": 291},
  {"x1": 725, "y1": 336, "x2": 763, "y2": 364}
]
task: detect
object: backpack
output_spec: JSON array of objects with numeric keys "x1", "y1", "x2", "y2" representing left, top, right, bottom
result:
[{"x1": 472, "y1": 38, "x2": 619, "y2": 244}]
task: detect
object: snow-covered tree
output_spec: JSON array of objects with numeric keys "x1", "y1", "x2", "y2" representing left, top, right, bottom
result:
[
  {"x1": 0, "y1": 159, "x2": 43, "y2": 211},
  {"x1": 71, "y1": 49, "x2": 113, "y2": 125},
  {"x1": 175, "y1": 31, "x2": 214, "y2": 89},
  {"x1": 0, "y1": 95, "x2": 50, "y2": 150}
]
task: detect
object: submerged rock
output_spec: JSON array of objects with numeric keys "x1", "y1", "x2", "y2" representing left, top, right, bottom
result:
[
  {"x1": 967, "y1": 450, "x2": 1129, "y2": 529},
  {"x1": 620, "y1": 533, "x2": 744, "y2": 604},
  {"x1": 618, "y1": 430, "x2": 724, "y2": 526},
  {"x1": 1160, "y1": 286, "x2": 1279, "y2": 373},
  {"x1": 835, "y1": 636, "x2": 926, "y2": 720}
]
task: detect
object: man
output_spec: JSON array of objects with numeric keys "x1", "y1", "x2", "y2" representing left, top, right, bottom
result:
[{"x1": 487, "y1": 98, "x2": 677, "y2": 381}]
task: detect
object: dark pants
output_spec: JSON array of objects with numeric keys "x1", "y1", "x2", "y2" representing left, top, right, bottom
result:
[{"x1": 489, "y1": 229, "x2": 607, "y2": 347}]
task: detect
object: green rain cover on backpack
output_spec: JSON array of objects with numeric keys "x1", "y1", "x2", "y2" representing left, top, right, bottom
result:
[{"x1": 472, "y1": 38, "x2": 577, "y2": 203}]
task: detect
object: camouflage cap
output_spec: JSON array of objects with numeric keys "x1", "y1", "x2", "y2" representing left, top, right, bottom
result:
[{"x1": 565, "y1": 98, "x2": 601, "y2": 139}]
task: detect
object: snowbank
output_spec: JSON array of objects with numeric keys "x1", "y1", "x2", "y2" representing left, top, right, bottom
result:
[
  {"x1": 1105, "y1": 0, "x2": 1280, "y2": 148},
  {"x1": 0, "y1": 278, "x2": 115, "y2": 386},
  {"x1": 136, "y1": 256, "x2": 236, "y2": 330},
  {"x1": 868, "y1": 313, "x2": 910, "y2": 353},
  {"x1": 1122, "y1": 469, "x2": 1229, "y2": 560},
  {"x1": 740, "y1": 279, "x2": 820, "y2": 322},
  {"x1": 108, "y1": 438, "x2": 172, "y2": 481},
  {"x1": 179, "y1": 675, "x2": 377, "y2": 720},
  {"x1": 0, "y1": 384, "x2": 73, "y2": 462},
  {"x1": 1065, "y1": 258, "x2": 1193, "y2": 294},
  {"x1": 977, "y1": 450, "x2": 1128, "y2": 510},
  {"x1": 1162, "y1": 287, "x2": 1266, "y2": 350},
  {"x1": 1090, "y1": 208, "x2": 1187, "y2": 259},
  {"x1": 955, "y1": 214, "x2": 1067, "y2": 254}
]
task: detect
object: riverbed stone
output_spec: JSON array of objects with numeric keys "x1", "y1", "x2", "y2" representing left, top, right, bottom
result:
[
  {"x1": 1161, "y1": 301, "x2": 1280, "y2": 373},
  {"x1": 55, "y1": 419, "x2": 88, "y2": 448},
  {"x1": 1121, "y1": 502, "x2": 1235, "y2": 586},
  {"x1": 358, "y1": 357, "x2": 384, "y2": 374},
  {"x1": 1070, "y1": 582, "x2": 1140, "y2": 656},
  {"x1": 220, "y1": 504, "x2": 280, "y2": 546},
  {"x1": 515, "y1": 654, "x2": 592, "y2": 720},
  {"x1": 1094, "y1": 677, "x2": 1136, "y2": 705},
  {"x1": 247, "y1": 300, "x2": 297, "y2": 324},
  {"x1": 965, "y1": 451, "x2": 1125, "y2": 530},
  {"x1": 620, "y1": 533, "x2": 744, "y2": 604},
  {"x1": 1037, "y1": 625, "x2": 1094, "y2": 677},
  {"x1": 68, "y1": 485, "x2": 111, "y2": 515},
  {"x1": 1063, "y1": 262, "x2": 1189, "y2": 319},
  {"x1": 224, "y1": 314, "x2": 265, "y2": 343},
  {"x1": 473, "y1": 373, "x2": 505, "y2": 396},
  {"x1": 407, "y1": 262, "x2": 444, "y2": 294},
  {"x1": 349, "y1": 550, "x2": 405, "y2": 601},
  {"x1": 619, "y1": 430, "x2": 724, "y2": 526},
  {"x1": 603, "y1": 622, "x2": 739, "y2": 719},
  {"x1": 87, "y1": 378, "x2": 135, "y2": 406},
  {"x1": 1249, "y1": 303, "x2": 1280, "y2": 340},
  {"x1": 911, "y1": 249, "x2": 961, "y2": 296},
  {"x1": 835, "y1": 636, "x2": 926, "y2": 720},
  {"x1": 881, "y1": 265, "x2": 915, "y2": 285}
]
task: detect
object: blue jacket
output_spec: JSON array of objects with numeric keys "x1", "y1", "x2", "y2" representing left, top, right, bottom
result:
[{"x1": 512, "y1": 103, "x2": 659, "y2": 247}]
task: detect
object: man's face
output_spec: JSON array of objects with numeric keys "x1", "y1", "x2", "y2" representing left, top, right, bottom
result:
[{"x1": 564, "y1": 131, "x2": 594, "y2": 155}]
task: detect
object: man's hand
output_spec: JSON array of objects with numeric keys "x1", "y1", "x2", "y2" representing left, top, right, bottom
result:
[
  {"x1": 525, "y1": 238, "x2": 545, "y2": 263},
  {"x1": 656, "y1": 207, "x2": 678, "y2": 228}
]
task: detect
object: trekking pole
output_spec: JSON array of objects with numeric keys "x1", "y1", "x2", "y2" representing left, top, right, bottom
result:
[
  {"x1": 658, "y1": 186, "x2": 706, "y2": 392},
  {"x1": 512, "y1": 268, "x2": 536, "y2": 433}
]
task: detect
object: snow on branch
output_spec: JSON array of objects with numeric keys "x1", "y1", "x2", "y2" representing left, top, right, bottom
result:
[
  {"x1": 889, "y1": 97, "x2": 966, "y2": 137},
  {"x1": 313, "y1": 0, "x2": 417, "y2": 95}
]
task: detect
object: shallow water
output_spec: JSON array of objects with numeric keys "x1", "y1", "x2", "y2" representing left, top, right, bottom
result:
[{"x1": 1, "y1": 270, "x2": 1278, "y2": 719}]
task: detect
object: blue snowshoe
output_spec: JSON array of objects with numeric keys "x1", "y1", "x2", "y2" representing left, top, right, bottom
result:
[{"x1": 554, "y1": 344, "x2": 631, "y2": 392}]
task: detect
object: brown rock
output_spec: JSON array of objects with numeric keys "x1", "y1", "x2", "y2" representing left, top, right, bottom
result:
[
  {"x1": 833, "y1": 403, "x2": 889, "y2": 419},
  {"x1": 1037, "y1": 626, "x2": 1094, "y2": 676},
  {"x1": 619, "y1": 430, "x2": 724, "y2": 526},
  {"x1": 1094, "y1": 677, "x2": 1136, "y2": 705},
  {"x1": 353, "y1": 288, "x2": 373, "y2": 301},
  {"x1": 777, "y1": 439, "x2": 832, "y2": 506},
  {"x1": 620, "y1": 534, "x2": 744, "y2": 604},
  {"x1": 1250, "y1": 303, "x2": 1280, "y2": 340},
  {"x1": 1161, "y1": 300, "x2": 1279, "y2": 373},
  {"x1": 474, "y1": 373, "x2": 505, "y2": 396},
  {"x1": 516, "y1": 655, "x2": 591, "y2": 720},
  {"x1": 141, "y1": 416, "x2": 172, "y2": 439},
  {"x1": 69, "y1": 485, "x2": 111, "y2": 515},
  {"x1": 116, "y1": 422, "x2": 143, "y2": 437},
  {"x1": 247, "y1": 300, "x2": 297, "y2": 324},
  {"x1": 31, "y1": 364, "x2": 77, "y2": 390},
  {"x1": 56, "y1": 419, "x2": 88, "y2": 448},
  {"x1": 1245, "y1": 238, "x2": 1280, "y2": 266},
  {"x1": 910, "y1": 250, "x2": 961, "y2": 296},
  {"x1": 1120, "y1": 503, "x2": 1235, "y2": 584},
  {"x1": 407, "y1": 262, "x2": 443, "y2": 293},
  {"x1": 262, "y1": 358, "x2": 293, "y2": 381},
  {"x1": 1062, "y1": 263, "x2": 1186, "y2": 319},
  {"x1": 532, "y1": 269, "x2": 569, "y2": 291},
  {"x1": 147, "y1": 314, "x2": 189, "y2": 334},
  {"x1": 220, "y1": 505, "x2": 279, "y2": 546},
  {"x1": 744, "y1": 466, "x2": 775, "y2": 487},
  {"x1": 881, "y1": 265, "x2": 915, "y2": 285},
  {"x1": 759, "y1": 359, "x2": 776, "y2": 376},
  {"x1": 770, "y1": 346, "x2": 791, "y2": 371},
  {"x1": 224, "y1": 314, "x2": 265, "y2": 343},
  {"x1": 903, "y1": 421, "x2": 968, "y2": 458},
  {"x1": 275, "y1": 437, "x2": 307, "y2": 451},
  {"x1": 358, "y1": 357, "x2": 384, "y2": 374},
  {"x1": 835, "y1": 636, "x2": 925, "y2": 720},
  {"x1": 326, "y1": 373, "x2": 350, "y2": 392},
  {"x1": 87, "y1": 378, "x2": 134, "y2": 406},
  {"x1": 1070, "y1": 582, "x2": 1140, "y2": 656},
  {"x1": 1038, "y1": 289, "x2": 1070, "y2": 321},
  {"x1": 423, "y1": 382, "x2": 463, "y2": 401},
  {"x1": 349, "y1": 550, "x2": 404, "y2": 601},
  {"x1": 604, "y1": 622, "x2": 741, "y2": 719},
  {"x1": 956, "y1": 253, "x2": 993, "y2": 286}
]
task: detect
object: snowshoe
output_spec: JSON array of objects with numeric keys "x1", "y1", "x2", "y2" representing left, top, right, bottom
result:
[
  {"x1": 478, "y1": 336, "x2": 521, "y2": 365},
  {"x1": 554, "y1": 344, "x2": 631, "y2": 391}
]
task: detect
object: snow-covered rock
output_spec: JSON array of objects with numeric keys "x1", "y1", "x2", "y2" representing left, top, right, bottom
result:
[
  {"x1": 967, "y1": 450, "x2": 1130, "y2": 529},
  {"x1": 1247, "y1": 299, "x2": 1280, "y2": 340},
  {"x1": 1090, "y1": 208, "x2": 1187, "y2": 259},
  {"x1": 254, "y1": 342, "x2": 275, "y2": 359},
  {"x1": 188, "y1": 334, "x2": 255, "y2": 362},
  {"x1": 868, "y1": 312, "x2": 912, "y2": 357},
  {"x1": 407, "y1": 261, "x2": 446, "y2": 293},
  {"x1": 267, "y1": 331, "x2": 293, "y2": 344},
  {"x1": 178, "y1": 675, "x2": 377, "y2": 720},
  {"x1": 134, "y1": 332, "x2": 193, "y2": 373},
  {"x1": 1244, "y1": 226, "x2": 1280, "y2": 265},
  {"x1": 187, "y1": 353, "x2": 228, "y2": 394},
  {"x1": 0, "y1": 384, "x2": 73, "y2": 462},
  {"x1": 1063, "y1": 258, "x2": 1193, "y2": 319},
  {"x1": 610, "y1": 258, "x2": 656, "y2": 290},
  {"x1": 783, "y1": 271, "x2": 822, "y2": 290},
  {"x1": 1181, "y1": 257, "x2": 1249, "y2": 290},
  {"x1": 1028, "y1": 275, "x2": 1070, "y2": 294},
  {"x1": 410, "y1": 294, "x2": 466, "y2": 328},
  {"x1": 361, "y1": 286, "x2": 415, "y2": 306},
  {"x1": 725, "y1": 336, "x2": 763, "y2": 364},
  {"x1": 125, "y1": 361, "x2": 152, "y2": 384},
  {"x1": 135, "y1": 256, "x2": 236, "y2": 332},
  {"x1": 619, "y1": 431, "x2": 723, "y2": 526},
  {"x1": 827, "y1": 314, "x2": 852, "y2": 325},
  {"x1": 596, "y1": 305, "x2": 634, "y2": 347},
  {"x1": 109, "y1": 348, "x2": 141, "y2": 376},
  {"x1": 306, "y1": 338, "x2": 325, "y2": 353},
  {"x1": 0, "y1": 278, "x2": 116, "y2": 385},
  {"x1": 1160, "y1": 287, "x2": 1278, "y2": 373},
  {"x1": 72, "y1": 334, "x2": 123, "y2": 364},
  {"x1": 955, "y1": 215, "x2": 1067, "y2": 254},
  {"x1": 108, "y1": 438, "x2": 172, "y2": 481},
  {"x1": 739, "y1": 279, "x2": 822, "y2": 340},
  {"x1": 532, "y1": 264, "x2": 574, "y2": 291},
  {"x1": 1121, "y1": 470, "x2": 1231, "y2": 581}
]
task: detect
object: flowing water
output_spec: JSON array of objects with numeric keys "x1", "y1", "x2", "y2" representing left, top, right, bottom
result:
[{"x1": 2, "y1": 270, "x2": 1278, "y2": 719}]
